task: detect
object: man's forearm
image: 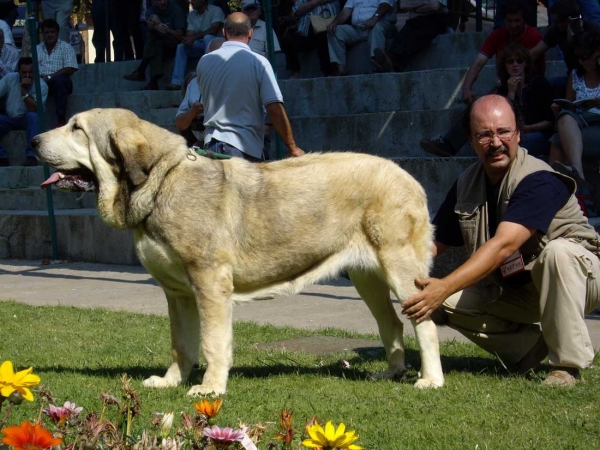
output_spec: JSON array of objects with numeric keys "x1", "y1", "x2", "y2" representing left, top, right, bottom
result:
[
  {"x1": 176, "y1": 109, "x2": 197, "y2": 131},
  {"x1": 266, "y1": 102, "x2": 297, "y2": 149},
  {"x1": 463, "y1": 60, "x2": 484, "y2": 93}
]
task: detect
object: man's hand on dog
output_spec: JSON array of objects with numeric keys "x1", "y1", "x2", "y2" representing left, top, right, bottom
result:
[
  {"x1": 288, "y1": 144, "x2": 305, "y2": 157},
  {"x1": 402, "y1": 277, "x2": 449, "y2": 323}
]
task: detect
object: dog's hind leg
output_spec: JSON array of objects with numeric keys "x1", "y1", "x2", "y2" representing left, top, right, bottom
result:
[
  {"x1": 143, "y1": 291, "x2": 200, "y2": 389},
  {"x1": 186, "y1": 266, "x2": 234, "y2": 396},
  {"x1": 348, "y1": 269, "x2": 407, "y2": 379},
  {"x1": 379, "y1": 257, "x2": 444, "y2": 389}
]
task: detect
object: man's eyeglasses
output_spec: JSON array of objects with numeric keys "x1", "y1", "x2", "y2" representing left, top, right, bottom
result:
[
  {"x1": 506, "y1": 58, "x2": 524, "y2": 64},
  {"x1": 475, "y1": 129, "x2": 516, "y2": 145}
]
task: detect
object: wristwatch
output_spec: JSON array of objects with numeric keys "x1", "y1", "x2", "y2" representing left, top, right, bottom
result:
[
  {"x1": 374, "y1": 13, "x2": 380, "y2": 18},
  {"x1": 47, "y1": 75, "x2": 52, "y2": 81},
  {"x1": 22, "y1": 93, "x2": 30, "y2": 100}
]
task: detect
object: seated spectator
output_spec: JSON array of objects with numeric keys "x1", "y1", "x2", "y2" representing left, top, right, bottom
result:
[
  {"x1": 166, "y1": 0, "x2": 224, "y2": 90},
  {"x1": 549, "y1": 30, "x2": 600, "y2": 217},
  {"x1": 42, "y1": 0, "x2": 74, "y2": 43},
  {"x1": 0, "y1": 17, "x2": 14, "y2": 48},
  {"x1": 0, "y1": 29, "x2": 19, "y2": 78},
  {"x1": 531, "y1": 0, "x2": 600, "y2": 97},
  {"x1": 37, "y1": 19, "x2": 78, "y2": 127},
  {"x1": 281, "y1": 0, "x2": 339, "y2": 78},
  {"x1": 325, "y1": 0, "x2": 397, "y2": 76},
  {"x1": 494, "y1": 0, "x2": 538, "y2": 27},
  {"x1": 123, "y1": 0, "x2": 185, "y2": 90},
  {"x1": 0, "y1": 57, "x2": 48, "y2": 167},
  {"x1": 546, "y1": 0, "x2": 600, "y2": 25},
  {"x1": 243, "y1": 0, "x2": 281, "y2": 58},
  {"x1": 496, "y1": 44, "x2": 554, "y2": 157},
  {"x1": 420, "y1": 0, "x2": 544, "y2": 157},
  {"x1": 375, "y1": 0, "x2": 478, "y2": 72},
  {"x1": 372, "y1": 0, "x2": 451, "y2": 73},
  {"x1": 175, "y1": 37, "x2": 225, "y2": 145}
]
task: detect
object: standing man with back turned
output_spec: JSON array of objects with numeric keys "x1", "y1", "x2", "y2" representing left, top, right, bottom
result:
[{"x1": 196, "y1": 12, "x2": 304, "y2": 161}]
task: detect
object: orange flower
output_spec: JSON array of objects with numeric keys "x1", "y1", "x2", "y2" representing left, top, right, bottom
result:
[
  {"x1": 193, "y1": 398, "x2": 223, "y2": 419},
  {"x1": 1, "y1": 421, "x2": 63, "y2": 450},
  {"x1": 274, "y1": 408, "x2": 294, "y2": 444}
]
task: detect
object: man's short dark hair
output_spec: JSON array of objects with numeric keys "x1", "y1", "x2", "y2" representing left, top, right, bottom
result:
[
  {"x1": 503, "y1": 0, "x2": 525, "y2": 17},
  {"x1": 40, "y1": 18, "x2": 60, "y2": 32},
  {"x1": 462, "y1": 96, "x2": 523, "y2": 137},
  {"x1": 550, "y1": 0, "x2": 580, "y2": 20},
  {"x1": 224, "y1": 15, "x2": 251, "y2": 37},
  {"x1": 17, "y1": 57, "x2": 33, "y2": 71}
]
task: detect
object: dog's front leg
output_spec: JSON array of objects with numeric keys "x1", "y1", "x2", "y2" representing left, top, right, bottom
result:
[
  {"x1": 187, "y1": 266, "x2": 234, "y2": 396},
  {"x1": 143, "y1": 291, "x2": 199, "y2": 388}
]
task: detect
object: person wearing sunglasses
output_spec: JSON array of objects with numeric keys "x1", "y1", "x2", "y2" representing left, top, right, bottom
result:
[
  {"x1": 548, "y1": 30, "x2": 600, "y2": 217},
  {"x1": 495, "y1": 44, "x2": 554, "y2": 157}
]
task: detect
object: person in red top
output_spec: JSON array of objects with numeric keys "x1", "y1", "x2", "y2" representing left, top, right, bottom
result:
[
  {"x1": 462, "y1": 0, "x2": 544, "y2": 104},
  {"x1": 420, "y1": 0, "x2": 546, "y2": 157}
]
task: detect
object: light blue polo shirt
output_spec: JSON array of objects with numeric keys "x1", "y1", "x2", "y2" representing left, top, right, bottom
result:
[{"x1": 197, "y1": 41, "x2": 283, "y2": 158}]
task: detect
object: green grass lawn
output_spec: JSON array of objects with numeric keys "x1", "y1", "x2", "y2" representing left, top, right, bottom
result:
[{"x1": 0, "y1": 301, "x2": 598, "y2": 449}]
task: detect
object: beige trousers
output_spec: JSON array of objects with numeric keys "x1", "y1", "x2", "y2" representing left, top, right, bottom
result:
[{"x1": 443, "y1": 239, "x2": 600, "y2": 369}]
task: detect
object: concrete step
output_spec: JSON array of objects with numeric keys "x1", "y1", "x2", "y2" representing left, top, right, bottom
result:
[
  {"x1": 65, "y1": 61, "x2": 568, "y2": 122},
  {"x1": 0, "y1": 187, "x2": 96, "y2": 210},
  {"x1": 0, "y1": 166, "x2": 47, "y2": 188},
  {"x1": 0, "y1": 209, "x2": 136, "y2": 263}
]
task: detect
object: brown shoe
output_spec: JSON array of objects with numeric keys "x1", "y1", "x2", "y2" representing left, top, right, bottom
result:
[
  {"x1": 542, "y1": 367, "x2": 581, "y2": 387},
  {"x1": 23, "y1": 156, "x2": 37, "y2": 166},
  {"x1": 123, "y1": 70, "x2": 145, "y2": 81},
  {"x1": 141, "y1": 81, "x2": 159, "y2": 91},
  {"x1": 165, "y1": 83, "x2": 182, "y2": 91}
]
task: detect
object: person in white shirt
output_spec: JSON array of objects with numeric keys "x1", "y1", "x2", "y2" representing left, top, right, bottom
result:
[
  {"x1": 241, "y1": 0, "x2": 280, "y2": 58},
  {"x1": 0, "y1": 28, "x2": 18, "y2": 79},
  {"x1": 0, "y1": 57, "x2": 48, "y2": 167},
  {"x1": 326, "y1": 0, "x2": 397, "y2": 76}
]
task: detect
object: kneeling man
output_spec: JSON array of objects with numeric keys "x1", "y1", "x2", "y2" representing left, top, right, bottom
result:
[{"x1": 403, "y1": 94, "x2": 600, "y2": 387}]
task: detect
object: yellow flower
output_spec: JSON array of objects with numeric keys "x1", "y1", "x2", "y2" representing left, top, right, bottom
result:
[
  {"x1": 302, "y1": 421, "x2": 363, "y2": 450},
  {"x1": 0, "y1": 361, "x2": 40, "y2": 402}
]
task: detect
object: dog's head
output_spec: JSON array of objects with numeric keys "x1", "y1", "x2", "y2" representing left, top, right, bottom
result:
[{"x1": 33, "y1": 108, "x2": 188, "y2": 228}]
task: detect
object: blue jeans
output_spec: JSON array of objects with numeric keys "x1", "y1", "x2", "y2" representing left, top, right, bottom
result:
[
  {"x1": 548, "y1": 0, "x2": 600, "y2": 24},
  {"x1": 170, "y1": 37, "x2": 217, "y2": 86},
  {"x1": 0, "y1": 112, "x2": 39, "y2": 159},
  {"x1": 204, "y1": 139, "x2": 262, "y2": 162}
]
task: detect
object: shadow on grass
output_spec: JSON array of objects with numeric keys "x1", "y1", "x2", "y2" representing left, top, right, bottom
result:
[{"x1": 31, "y1": 346, "x2": 547, "y2": 387}]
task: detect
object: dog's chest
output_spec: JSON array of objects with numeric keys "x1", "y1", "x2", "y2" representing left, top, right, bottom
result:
[{"x1": 134, "y1": 231, "x2": 193, "y2": 295}]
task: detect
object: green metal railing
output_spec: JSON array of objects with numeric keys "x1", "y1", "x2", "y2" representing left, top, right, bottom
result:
[{"x1": 27, "y1": 0, "x2": 59, "y2": 260}]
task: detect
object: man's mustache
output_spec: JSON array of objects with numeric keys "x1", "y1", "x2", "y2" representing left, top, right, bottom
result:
[{"x1": 485, "y1": 145, "x2": 509, "y2": 157}]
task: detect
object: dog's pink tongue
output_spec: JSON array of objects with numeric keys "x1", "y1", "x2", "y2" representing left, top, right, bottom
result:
[{"x1": 40, "y1": 172, "x2": 62, "y2": 189}]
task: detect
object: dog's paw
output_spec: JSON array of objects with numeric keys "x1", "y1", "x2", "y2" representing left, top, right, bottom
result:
[
  {"x1": 187, "y1": 384, "x2": 226, "y2": 396},
  {"x1": 413, "y1": 378, "x2": 444, "y2": 389},
  {"x1": 142, "y1": 376, "x2": 179, "y2": 388}
]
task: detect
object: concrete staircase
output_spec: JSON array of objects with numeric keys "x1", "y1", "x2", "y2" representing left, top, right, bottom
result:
[{"x1": 0, "y1": 30, "x2": 591, "y2": 264}]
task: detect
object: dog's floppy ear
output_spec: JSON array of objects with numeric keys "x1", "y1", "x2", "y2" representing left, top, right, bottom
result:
[{"x1": 110, "y1": 127, "x2": 152, "y2": 187}]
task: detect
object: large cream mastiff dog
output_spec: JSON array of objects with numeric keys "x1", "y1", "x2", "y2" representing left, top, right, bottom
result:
[{"x1": 32, "y1": 108, "x2": 444, "y2": 395}]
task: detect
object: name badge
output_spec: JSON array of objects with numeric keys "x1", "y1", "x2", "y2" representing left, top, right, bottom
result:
[{"x1": 500, "y1": 250, "x2": 525, "y2": 278}]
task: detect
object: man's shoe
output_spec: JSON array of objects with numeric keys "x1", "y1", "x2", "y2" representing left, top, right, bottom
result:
[
  {"x1": 542, "y1": 367, "x2": 581, "y2": 387},
  {"x1": 373, "y1": 48, "x2": 394, "y2": 73},
  {"x1": 0, "y1": 158, "x2": 8, "y2": 166},
  {"x1": 508, "y1": 334, "x2": 548, "y2": 375},
  {"x1": 141, "y1": 81, "x2": 159, "y2": 91},
  {"x1": 123, "y1": 70, "x2": 145, "y2": 81},
  {"x1": 165, "y1": 83, "x2": 182, "y2": 91},
  {"x1": 23, "y1": 156, "x2": 37, "y2": 166},
  {"x1": 420, "y1": 137, "x2": 456, "y2": 157}
]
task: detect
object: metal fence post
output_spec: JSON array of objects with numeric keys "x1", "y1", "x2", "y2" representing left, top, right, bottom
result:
[{"x1": 26, "y1": 0, "x2": 59, "y2": 260}]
